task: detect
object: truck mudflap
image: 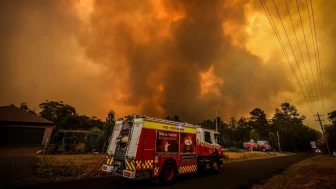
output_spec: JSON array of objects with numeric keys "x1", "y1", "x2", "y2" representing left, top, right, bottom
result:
[{"x1": 102, "y1": 164, "x2": 136, "y2": 179}]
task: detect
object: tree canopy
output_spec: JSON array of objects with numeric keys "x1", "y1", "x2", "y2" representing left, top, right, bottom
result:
[
  {"x1": 17, "y1": 100, "x2": 323, "y2": 152},
  {"x1": 20, "y1": 100, "x2": 105, "y2": 130},
  {"x1": 195, "y1": 102, "x2": 321, "y2": 152}
]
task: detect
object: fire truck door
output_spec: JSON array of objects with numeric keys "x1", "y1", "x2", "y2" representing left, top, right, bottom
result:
[{"x1": 142, "y1": 129, "x2": 156, "y2": 161}]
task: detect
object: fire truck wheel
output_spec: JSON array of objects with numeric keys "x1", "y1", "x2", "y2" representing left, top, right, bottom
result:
[
  {"x1": 160, "y1": 160, "x2": 177, "y2": 184},
  {"x1": 210, "y1": 158, "x2": 219, "y2": 174},
  {"x1": 262, "y1": 148, "x2": 266, "y2": 152},
  {"x1": 248, "y1": 147, "x2": 251, "y2": 151}
]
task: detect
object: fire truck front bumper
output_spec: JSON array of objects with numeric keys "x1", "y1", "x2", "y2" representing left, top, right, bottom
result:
[{"x1": 102, "y1": 164, "x2": 136, "y2": 179}]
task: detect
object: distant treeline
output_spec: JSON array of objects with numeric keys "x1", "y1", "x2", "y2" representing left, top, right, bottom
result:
[
  {"x1": 20, "y1": 101, "x2": 105, "y2": 130},
  {"x1": 20, "y1": 101, "x2": 334, "y2": 153},
  {"x1": 325, "y1": 111, "x2": 336, "y2": 153},
  {"x1": 166, "y1": 102, "x2": 323, "y2": 152}
]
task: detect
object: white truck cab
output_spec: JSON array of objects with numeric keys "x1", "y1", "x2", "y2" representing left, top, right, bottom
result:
[{"x1": 197, "y1": 128, "x2": 223, "y2": 147}]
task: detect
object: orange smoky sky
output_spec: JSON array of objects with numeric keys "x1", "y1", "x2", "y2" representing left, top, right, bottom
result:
[{"x1": 0, "y1": 0, "x2": 335, "y2": 131}]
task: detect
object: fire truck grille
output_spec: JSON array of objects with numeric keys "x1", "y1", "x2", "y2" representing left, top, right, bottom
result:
[
  {"x1": 125, "y1": 159, "x2": 136, "y2": 171},
  {"x1": 179, "y1": 165, "x2": 197, "y2": 174}
]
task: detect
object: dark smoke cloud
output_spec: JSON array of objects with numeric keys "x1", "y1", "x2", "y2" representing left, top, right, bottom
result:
[
  {"x1": 1, "y1": 0, "x2": 335, "y2": 129},
  {"x1": 0, "y1": 0, "x2": 105, "y2": 117},
  {"x1": 79, "y1": 0, "x2": 295, "y2": 123}
]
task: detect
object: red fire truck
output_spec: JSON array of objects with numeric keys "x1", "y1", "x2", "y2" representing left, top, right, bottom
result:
[
  {"x1": 244, "y1": 140, "x2": 272, "y2": 152},
  {"x1": 102, "y1": 115, "x2": 224, "y2": 184}
]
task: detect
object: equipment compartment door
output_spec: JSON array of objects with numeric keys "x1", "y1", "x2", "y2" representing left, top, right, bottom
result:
[{"x1": 142, "y1": 129, "x2": 156, "y2": 161}]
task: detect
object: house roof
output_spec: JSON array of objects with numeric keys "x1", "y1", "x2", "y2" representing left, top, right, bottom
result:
[{"x1": 0, "y1": 105, "x2": 54, "y2": 125}]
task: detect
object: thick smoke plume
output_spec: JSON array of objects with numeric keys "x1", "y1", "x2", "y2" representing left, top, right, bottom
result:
[
  {"x1": 80, "y1": 0, "x2": 294, "y2": 122},
  {"x1": 1, "y1": 0, "x2": 335, "y2": 129}
]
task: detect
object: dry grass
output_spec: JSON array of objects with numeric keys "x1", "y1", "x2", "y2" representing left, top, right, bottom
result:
[
  {"x1": 1, "y1": 151, "x2": 279, "y2": 187},
  {"x1": 252, "y1": 155, "x2": 336, "y2": 189},
  {"x1": 36, "y1": 154, "x2": 109, "y2": 181},
  {"x1": 224, "y1": 151, "x2": 276, "y2": 162},
  {"x1": 36, "y1": 152, "x2": 274, "y2": 180}
]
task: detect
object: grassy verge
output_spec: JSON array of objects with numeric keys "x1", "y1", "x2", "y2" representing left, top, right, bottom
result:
[
  {"x1": 37, "y1": 152, "x2": 276, "y2": 179},
  {"x1": 223, "y1": 151, "x2": 277, "y2": 162},
  {"x1": 1, "y1": 154, "x2": 109, "y2": 187},
  {"x1": 252, "y1": 155, "x2": 336, "y2": 189},
  {"x1": 1, "y1": 151, "x2": 281, "y2": 187},
  {"x1": 36, "y1": 154, "x2": 109, "y2": 181}
]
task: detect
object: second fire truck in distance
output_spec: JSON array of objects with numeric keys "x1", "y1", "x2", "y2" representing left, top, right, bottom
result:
[
  {"x1": 244, "y1": 140, "x2": 272, "y2": 152},
  {"x1": 102, "y1": 115, "x2": 224, "y2": 184}
]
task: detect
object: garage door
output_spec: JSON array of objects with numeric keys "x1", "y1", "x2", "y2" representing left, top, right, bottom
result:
[{"x1": 0, "y1": 127, "x2": 45, "y2": 145}]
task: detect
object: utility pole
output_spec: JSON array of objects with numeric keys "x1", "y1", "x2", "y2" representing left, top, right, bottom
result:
[
  {"x1": 277, "y1": 131, "x2": 281, "y2": 153},
  {"x1": 315, "y1": 113, "x2": 331, "y2": 155},
  {"x1": 215, "y1": 109, "x2": 218, "y2": 132}
]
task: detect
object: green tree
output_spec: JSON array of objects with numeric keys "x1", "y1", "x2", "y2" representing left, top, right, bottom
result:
[
  {"x1": 271, "y1": 102, "x2": 320, "y2": 151},
  {"x1": 268, "y1": 131, "x2": 277, "y2": 148},
  {"x1": 249, "y1": 108, "x2": 269, "y2": 139},
  {"x1": 328, "y1": 110, "x2": 336, "y2": 125},
  {"x1": 173, "y1": 116, "x2": 181, "y2": 122},
  {"x1": 237, "y1": 117, "x2": 249, "y2": 142},
  {"x1": 103, "y1": 110, "x2": 115, "y2": 151},
  {"x1": 250, "y1": 129, "x2": 258, "y2": 141},
  {"x1": 200, "y1": 119, "x2": 214, "y2": 129},
  {"x1": 106, "y1": 110, "x2": 115, "y2": 123},
  {"x1": 20, "y1": 102, "x2": 37, "y2": 114},
  {"x1": 38, "y1": 100, "x2": 104, "y2": 130},
  {"x1": 326, "y1": 110, "x2": 336, "y2": 152},
  {"x1": 39, "y1": 100, "x2": 77, "y2": 128},
  {"x1": 20, "y1": 103, "x2": 29, "y2": 111},
  {"x1": 84, "y1": 127, "x2": 104, "y2": 152}
]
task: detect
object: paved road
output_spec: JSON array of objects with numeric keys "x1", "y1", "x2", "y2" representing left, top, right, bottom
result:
[{"x1": 14, "y1": 153, "x2": 313, "y2": 189}]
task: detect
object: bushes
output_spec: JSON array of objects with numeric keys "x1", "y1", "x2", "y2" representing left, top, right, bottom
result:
[
  {"x1": 46, "y1": 130, "x2": 86, "y2": 154},
  {"x1": 45, "y1": 127, "x2": 107, "y2": 154},
  {"x1": 103, "y1": 122, "x2": 114, "y2": 151},
  {"x1": 233, "y1": 141, "x2": 243, "y2": 148},
  {"x1": 229, "y1": 146, "x2": 240, "y2": 152},
  {"x1": 84, "y1": 127, "x2": 104, "y2": 152}
]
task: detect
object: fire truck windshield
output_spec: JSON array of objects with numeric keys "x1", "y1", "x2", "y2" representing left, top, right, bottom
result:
[{"x1": 214, "y1": 133, "x2": 221, "y2": 145}]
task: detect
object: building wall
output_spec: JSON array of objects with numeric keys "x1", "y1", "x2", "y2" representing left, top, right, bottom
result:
[{"x1": 0, "y1": 125, "x2": 54, "y2": 145}]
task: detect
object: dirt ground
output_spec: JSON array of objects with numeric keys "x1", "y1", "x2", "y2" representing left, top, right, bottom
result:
[
  {"x1": 0, "y1": 145, "x2": 44, "y2": 157},
  {"x1": 252, "y1": 155, "x2": 336, "y2": 189}
]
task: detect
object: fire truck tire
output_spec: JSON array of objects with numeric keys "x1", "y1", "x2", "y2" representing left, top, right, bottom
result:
[
  {"x1": 210, "y1": 158, "x2": 220, "y2": 174},
  {"x1": 262, "y1": 148, "x2": 266, "y2": 152},
  {"x1": 248, "y1": 147, "x2": 251, "y2": 151},
  {"x1": 159, "y1": 160, "x2": 177, "y2": 185}
]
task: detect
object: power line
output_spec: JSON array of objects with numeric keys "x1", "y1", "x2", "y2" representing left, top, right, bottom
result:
[
  {"x1": 260, "y1": 0, "x2": 314, "y2": 115},
  {"x1": 271, "y1": 0, "x2": 318, "y2": 113},
  {"x1": 305, "y1": 0, "x2": 323, "y2": 117},
  {"x1": 295, "y1": 0, "x2": 321, "y2": 115},
  {"x1": 308, "y1": 0, "x2": 325, "y2": 119},
  {"x1": 283, "y1": 0, "x2": 321, "y2": 114}
]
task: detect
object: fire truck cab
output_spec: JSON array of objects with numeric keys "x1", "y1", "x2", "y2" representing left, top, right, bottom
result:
[{"x1": 102, "y1": 115, "x2": 224, "y2": 184}]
